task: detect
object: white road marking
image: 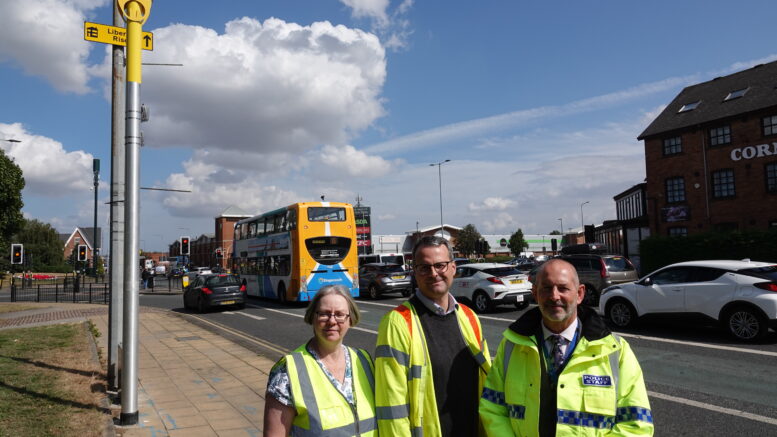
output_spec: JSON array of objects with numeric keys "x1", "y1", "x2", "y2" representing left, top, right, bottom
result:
[
  {"x1": 648, "y1": 391, "x2": 777, "y2": 426},
  {"x1": 618, "y1": 332, "x2": 777, "y2": 357},
  {"x1": 252, "y1": 305, "x2": 378, "y2": 334},
  {"x1": 232, "y1": 312, "x2": 266, "y2": 321}
]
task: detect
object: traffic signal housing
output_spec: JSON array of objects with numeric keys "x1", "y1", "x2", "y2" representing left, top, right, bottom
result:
[
  {"x1": 77, "y1": 245, "x2": 88, "y2": 262},
  {"x1": 11, "y1": 244, "x2": 23, "y2": 264},
  {"x1": 181, "y1": 236, "x2": 190, "y2": 255},
  {"x1": 215, "y1": 248, "x2": 222, "y2": 258}
]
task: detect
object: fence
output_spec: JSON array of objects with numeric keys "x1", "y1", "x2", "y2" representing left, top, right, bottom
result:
[{"x1": 6, "y1": 274, "x2": 184, "y2": 304}]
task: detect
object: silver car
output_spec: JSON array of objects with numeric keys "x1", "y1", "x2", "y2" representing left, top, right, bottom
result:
[{"x1": 451, "y1": 263, "x2": 532, "y2": 313}]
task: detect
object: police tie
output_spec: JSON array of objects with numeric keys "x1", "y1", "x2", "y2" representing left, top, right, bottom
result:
[{"x1": 550, "y1": 334, "x2": 565, "y2": 369}]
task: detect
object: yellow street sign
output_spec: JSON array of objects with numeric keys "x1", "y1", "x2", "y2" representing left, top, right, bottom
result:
[{"x1": 84, "y1": 22, "x2": 153, "y2": 51}]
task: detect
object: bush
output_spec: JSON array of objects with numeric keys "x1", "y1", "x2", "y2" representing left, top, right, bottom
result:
[{"x1": 640, "y1": 229, "x2": 777, "y2": 274}]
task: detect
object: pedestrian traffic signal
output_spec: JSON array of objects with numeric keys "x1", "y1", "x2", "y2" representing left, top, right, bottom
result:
[
  {"x1": 181, "y1": 236, "x2": 190, "y2": 255},
  {"x1": 77, "y1": 245, "x2": 88, "y2": 261},
  {"x1": 11, "y1": 244, "x2": 23, "y2": 264}
]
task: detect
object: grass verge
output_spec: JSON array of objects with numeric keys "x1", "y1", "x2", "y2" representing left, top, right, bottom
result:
[
  {"x1": 0, "y1": 303, "x2": 47, "y2": 314},
  {"x1": 0, "y1": 323, "x2": 108, "y2": 437}
]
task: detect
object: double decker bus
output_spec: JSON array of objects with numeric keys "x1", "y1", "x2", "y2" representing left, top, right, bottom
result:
[{"x1": 232, "y1": 201, "x2": 359, "y2": 302}]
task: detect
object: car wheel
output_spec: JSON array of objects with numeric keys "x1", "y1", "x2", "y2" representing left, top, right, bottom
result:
[
  {"x1": 582, "y1": 284, "x2": 599, "y2": 307},
  {"x1": 369, "y1": 284, "x2": 380, "y2": 299},
  {"x1": 725, "y1": 306, "x2": 768, "y2": 341},
  {"x1": 606, "y1": 299, "x2": 636, "y2": 328},
  {"x1": 514, "y1": 301, "x2": 529, "y2": 311},
  {"x1": 277, "y1": 282, "x2": 287, "y2": 305},
  {"x1": 197, "y1": 297, "x2": 207, "y2": 314},
  {"x1": 401, "y1": 288, "x2": 412, "y2": 297},
  {"x1": 473, "y1": 291, "x2": 492, "y2": 313},
  {"x1": 236, "y1": 302, "x2": 246, "y2": 310}
]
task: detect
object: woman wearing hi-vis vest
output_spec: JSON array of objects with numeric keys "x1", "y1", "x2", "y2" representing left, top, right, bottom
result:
[{"x1": 263, "y1": 284, "x2": 377, "y2": 436}]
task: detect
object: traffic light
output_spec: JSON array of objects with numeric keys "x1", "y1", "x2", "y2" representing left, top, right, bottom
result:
[
  {"x1": 215, "y1": 248, "x2": 222, "y2": 258},
  {"x1": 551, "y1": 238, "x2": 558, "y2": 252},
  {"x1": 11, "y1": 244, "x2": 23, "y2": 264},
  {"x1": 181, "y1": 236, "x2": 190, "y2": 255},
  {"x1": 77, "y1": 245, "x2": 88, "y2": 262}
]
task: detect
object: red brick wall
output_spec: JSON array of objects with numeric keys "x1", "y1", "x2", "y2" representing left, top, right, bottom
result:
[{"x1": 645, "y1": 108, "x2": 777, "y2": 236}]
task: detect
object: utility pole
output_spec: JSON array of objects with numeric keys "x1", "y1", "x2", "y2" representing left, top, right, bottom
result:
[
  {"x1": 118, "y1": 0, "x2": 152, "y2": 426},
  {"x1": 108, "y1": 1, "x2": 126, "y2": 394},
  {"x1": 92, "y1": 159, "x2": 100, "y2": 275}
]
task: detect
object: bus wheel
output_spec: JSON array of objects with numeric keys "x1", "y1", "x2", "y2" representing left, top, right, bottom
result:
[{"x1": 277, "y1": 283, "x2": 287, "y2": 305}]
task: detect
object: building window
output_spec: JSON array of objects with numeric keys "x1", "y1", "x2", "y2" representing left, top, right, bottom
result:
[
  {"x1": 709, "y1": 125, "x2": 731, "y2": 146},
  {"x1": 668, "y1": 227, "x2": 687, "y2": 237},
  {"x1": 724, "y1": 87, "x2": 749, "y2": 101},
  {"x1": 663, "y1": 136, "x2": 682, "y2": 155},
  {"x1": 678, "y1": 101, "x2": 701, "y2": 113},
  {"x1": 763, "y1": 115, "x2": 777, "y2": 136},
  {"x1": 767, "y1": 162, "x2": 777, "y2": 193},
  {"x1": 665, "y1": 177, "x2": 685, "y2": 203},
  {"x1": 712, "y1": 169, "x2": 735, "y2": 198}
]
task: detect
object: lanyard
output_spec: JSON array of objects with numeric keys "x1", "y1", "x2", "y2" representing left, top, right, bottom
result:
[{"x1": 541, "y1": 323, "x2": 580, "y2": 383}]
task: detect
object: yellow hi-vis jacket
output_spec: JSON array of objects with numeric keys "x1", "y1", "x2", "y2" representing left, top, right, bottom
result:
[
  {"x1": 374, "y1": 299, "x2": 491, "y2": 437},
  {"x1": 479, "y1": 307, "x2": 654, "y2": 436},
  {"x1": 285, "y1": 344, "x2": 377, "y2": 436}
]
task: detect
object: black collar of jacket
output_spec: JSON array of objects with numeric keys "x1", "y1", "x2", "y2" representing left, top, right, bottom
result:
[{"x1": 508, "y1": 305, "x2": 611, "y2": 342}]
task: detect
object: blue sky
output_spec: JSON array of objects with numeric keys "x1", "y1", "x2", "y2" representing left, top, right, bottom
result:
[{"x1": 1, "y1": 0, "x2": 776, "y2": 252}]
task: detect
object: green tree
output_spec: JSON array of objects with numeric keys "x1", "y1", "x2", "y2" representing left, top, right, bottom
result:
[
  {"x1": 508, "y1": 228, "x2": 529, "y2": 256},
  {"x1": 0, "y1": 148, "x2": 25, "y2": 271},
  {"x1": 12, "y1": 219, "x2": 69, "y2": 271},
  {"x1": 455, "y1": 224, "x2": 483, "y2": 257},
  {"x1": 549, "y1": 230, "x2": 561, "y2": 235}
]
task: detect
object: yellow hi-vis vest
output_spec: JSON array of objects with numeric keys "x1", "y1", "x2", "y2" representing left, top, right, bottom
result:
[
  {"x1": 286, "y1": 345, "x2": 377, "y2": 437},
  {"x1": 375, "y1": 300, "x2": 491, "y2": 437}
]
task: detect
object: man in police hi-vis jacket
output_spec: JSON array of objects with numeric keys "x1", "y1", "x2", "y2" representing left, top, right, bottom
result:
[
  {"x1": 480, "y1": 258, "x2": 654, "y2": 436},
  {"x1": 375, "y1": 236, "x2": 491, "y2": 437}
]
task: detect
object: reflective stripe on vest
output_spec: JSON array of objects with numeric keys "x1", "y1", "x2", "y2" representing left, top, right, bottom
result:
[
  {"x1": 376, "y1": 404, "x2": 409, "y2": 420},
  {"x1": 289, "y1": 350, "x2": 377, "y2": 436}
]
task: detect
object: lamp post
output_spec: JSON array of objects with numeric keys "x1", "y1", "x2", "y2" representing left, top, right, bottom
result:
[
  {"x1": 92, "y1": 159, "x2": 100, "y2": 277},
  {"x1": 558, "y1": 218, "x2": 563, "y2": 234},
  {"x1": 580, "y1": 201, "x2": 590, "y2": 230},
  {"x1": 429, "y1": 159, "x2": 451, "y2": 237}
]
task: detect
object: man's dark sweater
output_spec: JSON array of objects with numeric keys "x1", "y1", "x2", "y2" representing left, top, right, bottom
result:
[{"x1": 410, "y1": 295, "x2": 479, "y2": 437}]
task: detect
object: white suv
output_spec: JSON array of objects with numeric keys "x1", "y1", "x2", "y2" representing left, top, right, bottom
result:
[
  {"x1": 451, "y1": 263, "x2": 532, "y2": 313},
  {"x1": 599, "y1": 259, "x2": 777, "y2": 341}
]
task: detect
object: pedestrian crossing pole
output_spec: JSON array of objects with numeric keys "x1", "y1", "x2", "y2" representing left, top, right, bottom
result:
[{"x1": 117, "y1": 0, "x2": 151, "y2": 426}]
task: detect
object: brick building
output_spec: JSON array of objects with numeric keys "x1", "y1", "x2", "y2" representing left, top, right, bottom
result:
[
  {"x1": 639, "y1": 61, "x2": 777, "y2": 236},
  {"x1": 170, "y1": 206, "x2": 250, "y2": 270}
]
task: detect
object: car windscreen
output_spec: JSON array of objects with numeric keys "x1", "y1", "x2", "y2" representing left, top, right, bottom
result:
[
  {"x1": 738, "y1": 265, "x2": 777, "y2": 281},
  {"x1": 381, "y1": 256, "x2": 404, "y2": 265},
  {"x1": 308, "y1": 207, "x2": 346, "y2": 221},
  {"x1": 205, "y1": 275, "x2": 241, "y2": 287},
  {"x1": 380, "y1": 264, "x2": 405, "y2": 273},
  {"x1": 605, "y1": 257, "x2": 634, "y2": 272},
  {"x1": 483, "y1": 267, "x2": 521, "y2": 277}
]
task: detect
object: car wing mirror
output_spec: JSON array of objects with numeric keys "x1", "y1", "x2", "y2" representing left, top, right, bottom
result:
[{"x1": 640, "y1": 277, "x2": 652, "y2": 286}]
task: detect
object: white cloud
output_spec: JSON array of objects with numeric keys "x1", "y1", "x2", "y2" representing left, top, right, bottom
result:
[
  {"x1": 0, "y1": 0, "x2": 106, "y2": 94},
  {"x1": 482, "y1": 213, "x2": 516, "y2": 233},
  {"x1": 340, "y1": 0, "x2": 390, "y2": 26},
  {"x1": 0, "y1": 123, "x2": 94, "y2": 195},
  {"x1": 316, "y1": 144, "x2": 396, "y2": 178},
  {"x1": 340, "y1": 0, "x2": 414, "y2": 50},
  {"x1": 469, "y1": 197, "x2": 516, "y2": 211},
  {"x1": 378, "y1": 213, "x2": 396, "y2": 220},
  {"x1": 127, "y1": 18, "x2": 386, "y2": 157}
]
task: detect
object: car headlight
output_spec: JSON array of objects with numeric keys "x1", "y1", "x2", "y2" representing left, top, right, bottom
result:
[{"x1": 600, "y1": 286, "x2": 618, "y2": 296}]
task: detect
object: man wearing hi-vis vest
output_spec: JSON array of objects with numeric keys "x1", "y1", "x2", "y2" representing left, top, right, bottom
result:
[
  {"x1": 375, "y1": 236, "x2": 491, "y2": 437},
  {"x1": 480, "y1": 259, "x2": 654, "y2": 436}
]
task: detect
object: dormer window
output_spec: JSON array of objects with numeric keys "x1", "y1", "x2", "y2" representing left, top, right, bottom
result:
[
  {"x1": 678, "y1": 101, "x2": 701, "y2": 113},
  {"x1": 724, "y1": 87, "x2": 749, "y2": 101}
]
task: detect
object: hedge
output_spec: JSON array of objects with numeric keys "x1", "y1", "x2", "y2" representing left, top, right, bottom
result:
[{"x1": 639, "y1": 229, "x2": 777, "y2": 274}]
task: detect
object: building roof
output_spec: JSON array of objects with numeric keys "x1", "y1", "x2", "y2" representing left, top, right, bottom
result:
[
  {"x1": 218, "y1": 205, "x2": 251, "y2": 218},
  {"x1": 613, "y1": 182, "x2": 646, "y2": 201},
  {"x1": 59, "y1": 227, "x2": 102, "y2": 250},
  {"x1": 638, "y1": 61, "x2": 777, "y2": 140}
]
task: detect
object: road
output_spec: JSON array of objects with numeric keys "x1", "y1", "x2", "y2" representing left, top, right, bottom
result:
[{"x1": 141, "y1": 293, "x2": 777, "y2": 434}]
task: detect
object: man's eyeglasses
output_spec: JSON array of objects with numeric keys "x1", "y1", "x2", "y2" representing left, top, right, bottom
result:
[
  {"x1": 413, "y1": 261, "x2": 453, "y2": 275},
  {"x1": 316, "y1": 312, "x2": 350, "y2": 323}
]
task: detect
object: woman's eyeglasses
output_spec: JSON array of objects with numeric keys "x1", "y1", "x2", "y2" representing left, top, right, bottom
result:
[{"x1": 316, "y1": 312, "x2": 350, "y2": 323}]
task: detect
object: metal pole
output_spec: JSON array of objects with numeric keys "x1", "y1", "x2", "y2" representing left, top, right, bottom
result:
[
  {"x1": 580, "y1": 201, "x2": 590, "y2": 230},
  {"x1": 93, "y1": 159, "x2": 100, "y2": 276},
  {"x1": 119, "y1": 0, "x2": 151, "y2": 426},
  {"x1": 558, "y1": 218, "x2": 563, "y2": 235},
  {"x1": 108, "y1": 0, "x2": 126, "y2": 394},
  {"x1": 430, "y1": 159, "x2": 450, "y2": 237}
]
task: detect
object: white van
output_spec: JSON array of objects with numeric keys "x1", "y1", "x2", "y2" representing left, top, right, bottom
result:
[{"x1": 359, "y1": 253, "x2": 406, "y2": 267}]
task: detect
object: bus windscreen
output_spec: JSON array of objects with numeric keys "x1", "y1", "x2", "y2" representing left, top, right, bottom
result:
[
  {"x1": 308, "y1": 207, "x2": 346, "y2": 222},
  {"x1": 306, "y1": 237, "x2": 352, "y2": 265}
]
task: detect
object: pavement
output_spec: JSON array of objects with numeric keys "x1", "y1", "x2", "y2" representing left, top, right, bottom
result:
[{"x1": 0, "y1": 302, "x2": 277, "y2": 437}]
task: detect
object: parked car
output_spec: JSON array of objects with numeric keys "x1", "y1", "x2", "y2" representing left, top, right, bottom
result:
[
  {"x1": 558, "y1": 254, "x2": 638, "y2": 306},
  {"x1": 183, "y1": 274, "x2": 246, "y2": 313},
  {"x1": 598, "y1": 259, "x2": 777, "y2": 341},
  {"x1": 166, "y1": 267, "x2": 185, "y2": 279},
  {"x1": 451, "y1": 263, "x2": 532, "y2": 313},
  {"x1": 358, "y1": 263, "x2": 412, "y2": 299}
]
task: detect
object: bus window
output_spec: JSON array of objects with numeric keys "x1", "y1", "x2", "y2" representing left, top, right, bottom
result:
[
  {"x1": 308, "y1": 207, "x2": 346, "y2": 222},
  {"x1": 234, "y1": 224, "x2": 242, "y2": 240},
  {"x1": 287, "y1": 209, "x2": 297, "y2": 230},
  {"x1": 247, "y1": 222, "x2": 256, "y2": 238},
  {"x1": 265, "y1": 217, "x2": 275, "y2": 234},
  {"x1": 306, "y1": 236, "x2": 351, "y2": 265},
  {"x1": 273, "y1": 214, "x2": 283, "y2": 232}
]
